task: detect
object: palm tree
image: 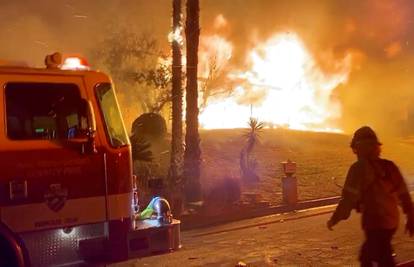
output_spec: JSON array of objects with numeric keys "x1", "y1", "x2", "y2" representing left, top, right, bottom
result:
[
  {"x1": 184, "y1": 0, "x2": 202, "y2": 203},
  {"x1": 170, "y1": 0, "x2": 183, "y2": 185}
]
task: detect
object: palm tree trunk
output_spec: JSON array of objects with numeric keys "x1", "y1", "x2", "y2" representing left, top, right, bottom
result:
[
  {"x1": 184, "y1": 0, "x2": 202, "y2": 202},
  {"x1": 170, "y1": 0, "x2": 183, "y2": 184}
]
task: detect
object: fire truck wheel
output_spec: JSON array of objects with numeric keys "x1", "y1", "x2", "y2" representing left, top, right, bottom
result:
[{"x1": 0, "y1": 237, "x2": 18, "y2": 267}]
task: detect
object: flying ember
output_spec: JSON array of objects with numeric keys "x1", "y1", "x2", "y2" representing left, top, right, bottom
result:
[{"x1": 199, "y1": 32, "x2": 352, "y2": 132}]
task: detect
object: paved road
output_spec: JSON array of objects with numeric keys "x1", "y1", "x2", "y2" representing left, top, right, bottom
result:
[{"x1": 112, "y1": 206, "x2": 414, "y2": 266}]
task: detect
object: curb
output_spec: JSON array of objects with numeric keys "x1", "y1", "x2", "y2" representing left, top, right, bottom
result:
[
  {"x1": 181, "y1": 196, "x2": 341, "y2": 230},
  {"x1": 179, "y1": 189, "x2": 414, "y2": 266},
  {"x1": 181, "y1": 186, "x2": 414, "y2": 231},
  {"x1": 397, "y1": 260, "x2": 414, "y2": 267}
]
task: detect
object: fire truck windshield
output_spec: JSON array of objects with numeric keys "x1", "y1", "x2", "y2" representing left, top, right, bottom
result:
[{"x1": 96, "y1": 83, "x2": 129, "y2": 147}]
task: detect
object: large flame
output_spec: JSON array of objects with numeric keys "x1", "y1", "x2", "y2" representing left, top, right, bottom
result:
[{"x1": 199, "y1": 32, "x2": 352, "y2": 132}]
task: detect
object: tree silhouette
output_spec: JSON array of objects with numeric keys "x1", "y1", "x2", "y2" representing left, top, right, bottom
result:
[
  {"x1": 170, "y1": 0, "x2": 184, "y2": 186},
  {"x1": 91, "y1": 28, "x2": 172, "y2": 115},
  {"x1": 184, "y1": 0, "x2": 202, "y2": 203}
]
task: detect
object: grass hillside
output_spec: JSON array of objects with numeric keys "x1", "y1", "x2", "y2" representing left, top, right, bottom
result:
[{"x1": 199, "y1": 129, "x2": 414, "y2": 205}]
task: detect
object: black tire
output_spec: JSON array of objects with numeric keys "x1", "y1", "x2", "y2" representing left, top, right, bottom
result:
[{"x1": 0, "y1": 238, "x2": 18, "y2": 267}]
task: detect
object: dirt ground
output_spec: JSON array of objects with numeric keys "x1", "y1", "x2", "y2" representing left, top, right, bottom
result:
[{"x1": 199, "y1": 129, "x2": 414, "y2": 206}]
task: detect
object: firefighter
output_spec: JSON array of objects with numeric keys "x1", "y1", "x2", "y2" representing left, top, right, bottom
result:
[{"x1": 327, "y1": 126, "x2": 414, "y2": 267}]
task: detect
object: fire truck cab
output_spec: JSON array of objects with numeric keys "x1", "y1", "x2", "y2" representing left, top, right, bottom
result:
[{"x1": 0, "y1": 53, "x2": 180, "y2": 267}]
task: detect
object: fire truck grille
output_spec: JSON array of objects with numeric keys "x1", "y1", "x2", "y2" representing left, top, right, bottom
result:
[{"x1": 21, "y1": 223, "x2": 105, "y2": 267}]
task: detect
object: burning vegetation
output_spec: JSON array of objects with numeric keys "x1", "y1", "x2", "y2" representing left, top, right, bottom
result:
[
  {"x1": 2, "y1": 0, "x2": 414, "y2": 136},
  {"x1": 198, "y1": 28, "x2": 352, "y2": 132}
]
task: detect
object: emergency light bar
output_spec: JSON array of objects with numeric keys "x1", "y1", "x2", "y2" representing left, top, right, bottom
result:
[
  {"x1": 61, "y1": 57, "x2": 90, "y2": 70},
  {"x1": 45, "y1": 52, "x2": 90, "y2": 70}
]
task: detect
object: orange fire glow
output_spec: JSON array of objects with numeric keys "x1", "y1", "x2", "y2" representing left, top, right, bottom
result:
[{"x1": 198, "y1": 32, "x2": 352, "y2": 132}]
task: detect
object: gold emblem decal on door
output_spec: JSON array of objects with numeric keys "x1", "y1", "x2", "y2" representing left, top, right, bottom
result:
[{"x1": 44, "y1": 184, "x2": 68, "y2": 212}]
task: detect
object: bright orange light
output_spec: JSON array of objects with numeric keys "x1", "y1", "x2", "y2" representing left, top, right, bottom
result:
[
  {"x1": 61, "y1": 57, "x2": 89, "y2": 70},
  {"x1": 199, "y1": 32, "x2": 352, "y2": 132},
  {"x1": 168, "y1": 26, "x2": 184, "y2": 45}
]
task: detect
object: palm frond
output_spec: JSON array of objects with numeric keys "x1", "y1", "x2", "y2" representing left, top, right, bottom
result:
[{"x1": 130, "y1": 135, "x2": 153, "y2": 162}]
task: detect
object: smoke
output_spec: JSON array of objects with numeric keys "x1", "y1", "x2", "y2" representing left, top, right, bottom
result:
[
  {"x1": 200, "y1": 0, "x2": 414, "y2": 135},
  {"x1": 0, "y1": 0, "x2": 172, "y2": 130},
  {"x1": 0, "y1": 0, "x2": 171, "y2": 65},
  {"x1": 1, "y1": 0, "x2": 414, "y2": 135}
]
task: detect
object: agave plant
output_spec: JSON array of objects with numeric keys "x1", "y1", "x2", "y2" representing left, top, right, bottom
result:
[
  {"x1": 240, "y1": 117, "x2": 264, "y2": 183},
  {"x1": 243, "y1": 117, "x2": 264, "y2": 153}
]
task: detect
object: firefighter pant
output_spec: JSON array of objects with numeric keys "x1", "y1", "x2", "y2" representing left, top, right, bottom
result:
[{"x1": 359, "y1": 229, "x2": 396, "y2": 267}]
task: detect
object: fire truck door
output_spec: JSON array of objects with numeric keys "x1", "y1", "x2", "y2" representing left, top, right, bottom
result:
[
  {"x1": 0, "y1": 80, "x2": 107, "y2": 234},
  {"x1": 93, "y1": 82, "x2": 133, "y2": 222}
]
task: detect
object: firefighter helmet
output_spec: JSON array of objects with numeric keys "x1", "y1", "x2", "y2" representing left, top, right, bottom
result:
[{"x1": 350, "y1": 126, "x2": 382, "y2": 148}]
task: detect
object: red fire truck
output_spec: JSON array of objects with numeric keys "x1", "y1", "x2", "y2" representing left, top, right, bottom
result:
[{"x1": 0, "y1": 53, "x2": 180, "y2": 267}]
